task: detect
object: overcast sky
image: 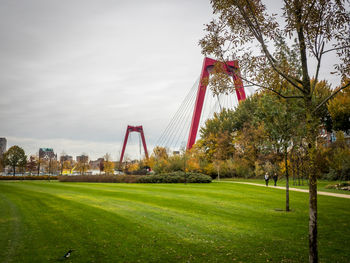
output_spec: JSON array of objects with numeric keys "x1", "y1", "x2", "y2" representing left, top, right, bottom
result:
[
  {"x1": 0, "y1": 0, "x2": 342, "y2": 161},
  {"x1": 0, "y1": 0, "x2": 217, "y2": 160}
]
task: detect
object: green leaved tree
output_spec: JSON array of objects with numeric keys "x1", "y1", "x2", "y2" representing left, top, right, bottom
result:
[
  {"x1": 3, "y1": 146, "x2": 27, "y2": 176},
  {"x1": 200, "y1": 1, "x2": 350, "y2": 262}
]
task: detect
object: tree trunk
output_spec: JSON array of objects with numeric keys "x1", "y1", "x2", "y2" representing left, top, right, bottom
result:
[
  {"x1": 13, "y1": 165, "x2": 16, "y2": 176},
  {"x1": 297, "y1": 159, "x2": 301, "y2": 186},
  {"x1": 284, "y1": 146, "x2": 290, "y2": 212},
  {"x1": 305, "y1": 101, "x2": 318, "y2": 263},
  {"x1": 217, "y1": 165, "x2": 220, "y2": 181},
  {"x1": 309, "y1": 170, "x2": 318, "y2": 263},
  {"x1": 292, "y1": 156, "x2": 296, "y2": 186},
  {"x1": 308, "y1": 139, "x2": 318, "y2": 263}
]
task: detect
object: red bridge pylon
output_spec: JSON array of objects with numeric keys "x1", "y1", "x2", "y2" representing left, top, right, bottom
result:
[
  {"x1": 186, "y1": 57, "x2": 246, "y2": 150},
  {"x1": 119, "y1": 125, "x2": 149, "y2": 168}
]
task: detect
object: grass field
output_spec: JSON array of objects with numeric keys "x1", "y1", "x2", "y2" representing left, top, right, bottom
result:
[
  {"x1": 0, "y1": 181, "x2": 349, "y2": 263},
  {"x1": 220, "y1": 178, "x2": 350, "y2": 195}
]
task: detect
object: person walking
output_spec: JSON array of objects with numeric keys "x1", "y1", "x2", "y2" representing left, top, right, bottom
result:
[
  {"x1": 273, "y1": 173, "x2": 278, "y2": 186},
  {"x1": 264, "y1": 172, "x2": 269, "y2": 186}
]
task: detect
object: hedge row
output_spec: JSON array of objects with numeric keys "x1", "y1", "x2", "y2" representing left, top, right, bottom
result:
[
  {"x1": 58, "y1": 175, "x2": 139, "y2": 183},
  {"x1": 0, "y1": 175, "x2": 58, "y2": 180},
  {"x1": 58, "y1": 172, "x2": 212, "y2": 183},
  {"x1": 139, "y1": 172, "x2": 212, "y2": 183}
]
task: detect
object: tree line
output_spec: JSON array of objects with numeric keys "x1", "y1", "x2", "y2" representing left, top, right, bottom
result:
[
  {"x1": 0, "y1": 149, "x2": 116, "y2": 176},
  {"x1": 147, "y1": 84, "x2": 349, "y2": 182}
]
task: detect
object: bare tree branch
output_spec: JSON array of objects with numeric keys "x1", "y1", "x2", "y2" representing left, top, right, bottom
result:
[
  {"x1": 311, "y1": 42, "x2": 325, "y2": 96},
  {"x1": 313, "y1": 82, "x2": 350, "y2": 113},
  {"x1": 322, "y1": 46, "x2": 350, "y2": 55},
  {"x1": 237, "y1": 1, "x2": 305, "y2": 93},
  {"x1": 240, "y1": 75, "x2": 304, "y2": 99}
]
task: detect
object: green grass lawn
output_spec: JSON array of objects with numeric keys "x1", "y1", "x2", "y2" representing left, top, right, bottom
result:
[
  {"x1": 220, "y1": 178, "x2": 350, "y2": 195},
  {"x1": 0, "y1": 181, "x2": 349, "y2": 263}
]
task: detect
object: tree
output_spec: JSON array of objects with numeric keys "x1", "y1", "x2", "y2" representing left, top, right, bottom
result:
[
  {"x1": 196, "y1": 95, "x2": 267, "y2": 178},
  {"x1": 167, "y1": 154, "x2": 185, "y2": 172},
  {"x1": 198, "y1": 109, "x2": 238, "y2": 162},
  {"x1": 61, "y1": 160, "x2": 73, "y2": 175},
  {"x1": 27, "y1": 155, "x2": 37, "y2": 175},
  {"x1": 46, "y1": 158, "x2": 59, "y2": 175},
  {"x1": 103, "y1": 153, "x2": 114, "y2": 175},
  {"x1": 255, "y1": 92, "x2": 305, "y2": 211},
  {"x1": 200, "y1": 1, "x2": 350, "y2": 262},
  {"x1": 187, "y1": 143, "x2": 213, "y2": 175},
  {"x1": 328, "y1": 84, "x2": 350, "y2": 131},
  {"x1": 76, "y1": 162, "x2": 89, "y2": 175},
  {"x1": 325, "y1": 131, "x2": 350, "y2": 180},
  {"x1": 0, "y1": 154, "x2": 5, "y2": 173},
  {"x1": 36, "y1": 154, "x2": 43, "y2": 175},
  {"x1": 3, "y1": 146, "x2": 27, "y2": 176},
  {"x1": 254, "y1": 81, "x2": 332, "y2": 210},
  {"x1": 76, "y1": 156, "x2": 89, "y2": 175},
  {"x1": 99, "y1": 159, "x2": 104, "y2": 174},
  {"x1": 149, "y1": 146, "x2": 169, "y2": 174}
]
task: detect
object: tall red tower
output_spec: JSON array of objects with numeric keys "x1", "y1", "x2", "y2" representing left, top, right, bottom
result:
[
  {"x1": 186, "y1": 57, "x2": 246, "y2": 150},
  {"x1": 119, "y1": 125, "x2": 149, "y2": 168}
]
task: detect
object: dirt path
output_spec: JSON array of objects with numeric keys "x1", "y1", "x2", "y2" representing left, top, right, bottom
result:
[{"x1": 220, "y1": 181, "x2": 350, "y2": 199}]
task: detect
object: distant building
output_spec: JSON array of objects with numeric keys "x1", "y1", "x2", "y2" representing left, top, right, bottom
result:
[
  {"x1": 0, "y1": 137, "x2": 7, "y2": 156},
  {"x1": 345, "y1": 130, "x2": 350, "y2": 145},
  {"x1": 89, "y1": 158, "x2": 104, "y2": 170},
  {"x1": 76, "y1": 155, "x2": 88, "y2": 163},
  {"x1": 320, "y1": 128, "x2": 350, "y2": 147},
  {"x1": 39, "y1": 148, "x2": 57, "y2": 160},
  {"x1": 60, "y1": 155, "x2": 73, "y2": 163}
]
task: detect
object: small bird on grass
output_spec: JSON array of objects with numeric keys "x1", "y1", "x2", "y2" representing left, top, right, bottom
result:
[{"x1": 59, "y1": 249, "x2": 74, "y2": 261}]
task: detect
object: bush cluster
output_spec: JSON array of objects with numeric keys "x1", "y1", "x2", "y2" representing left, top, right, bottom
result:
[
  {"x1": 0, "y1": 175, "x2": 58, "y2": 180},
  {"x1": 125, "y1": 168, "x2": 149, "y2": 175},
  {"x1": 138, "y1": 171, "x2": 212, "y2": 183},
  {"x1": 58, "y1": 172, "x2": 212, "y2": 183},
  {"x1": 325, "y1": 182, "x2": 350, "y2": 190},
  {"x1": 58, "y1": 175, "x2": 139, "y2": 183}
]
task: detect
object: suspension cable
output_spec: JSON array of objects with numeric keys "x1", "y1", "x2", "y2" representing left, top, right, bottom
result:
[
  {"x1": 160, "y1": 88, "x2": 196, "y2": 148},
  {"x1": 166, "y1": 82, "x2": 198, "y2": 148},
  {"x1": 157, "y1": 78, "x2": 199, "y2": 148}
]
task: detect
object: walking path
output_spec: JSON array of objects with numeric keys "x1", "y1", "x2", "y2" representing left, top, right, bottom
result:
[{"x1": 219, "y1": 181, "x2": 350, "y2": 199}]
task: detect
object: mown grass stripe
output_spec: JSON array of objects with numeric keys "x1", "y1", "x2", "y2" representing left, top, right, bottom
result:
[{"x1": 0, "y1": 181, "x2": 349, "y2": 262}]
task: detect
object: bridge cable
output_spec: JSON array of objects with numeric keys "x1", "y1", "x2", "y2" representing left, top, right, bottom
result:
[
  {"x1": 157, "y1": 78, "x2": 199, "y2": 148},
  {"x1": 172, "y1": 86, "x2": 200, "y2": 148},
  {"x1": 156, "y1": 78, "x2": 198, "y2": 146},
  {"x1": 159, "y1": 85, "x2": 196, "y2": 148},
  {"x1": 166, "y1": 82, "x2": 198, "y2": 148}
]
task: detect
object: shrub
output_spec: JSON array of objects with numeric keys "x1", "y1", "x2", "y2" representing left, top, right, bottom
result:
[
  {"x1": 125, "y1": 169, "x2": 149, "y2": 175},
  {"x1": 321, "y1": 142, "x2": 350, "y2": 181},
  {"x1": 0, "y1": 175, "x2": 57, "y2": 180},
  {"x1": 325, "y1": 182, "x2": 350, "y2": 190},
  {"x1": 167, "y1": 155, "x2": 185, "y2": 172},
  {"x1": 58, "y1": 175, "x2": 139, "y2": 183},
  {"x1": 186, "y1": 173, "x2": 212, "y2": 183},
  {"x1": 139, "y1": 172, "x2": 212, "y2": 183},
  {"x1": 233, "y1": 160, "x2": 255, "y2": 178},
  {"x1": 58, "y1": 172, "x2": 212, "y2": 183}
]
